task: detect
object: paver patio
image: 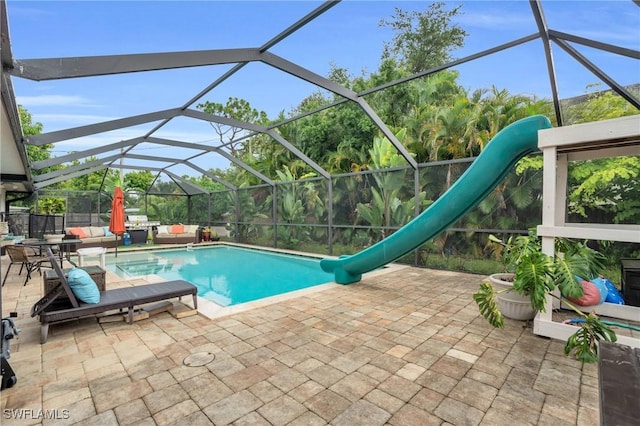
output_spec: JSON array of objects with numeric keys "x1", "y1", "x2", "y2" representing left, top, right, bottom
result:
[{"x1": 1, "y1": 255, "x2": 600, "y2": 425}]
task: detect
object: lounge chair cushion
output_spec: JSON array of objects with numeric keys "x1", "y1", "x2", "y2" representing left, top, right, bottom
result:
[{"x1": 68, "y1": 268, "x2": 100, "y2": 304}]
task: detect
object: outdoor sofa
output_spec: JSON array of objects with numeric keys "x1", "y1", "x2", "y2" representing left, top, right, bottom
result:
[
  {"x1": 64, "y1": 226, "x2": 121, "y2": 251},
  {"x1": 152, "y1": 224, "x2": 200, "y2": 244}
]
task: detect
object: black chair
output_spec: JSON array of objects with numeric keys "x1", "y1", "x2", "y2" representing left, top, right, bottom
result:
[{"x1": 2, "y1": 245, "x2": 52, "y2": 286}]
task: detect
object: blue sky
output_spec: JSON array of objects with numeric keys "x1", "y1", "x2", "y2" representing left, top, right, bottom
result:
[{"x1": 6, "y1": 0, "x2": 639, "y2": 173}]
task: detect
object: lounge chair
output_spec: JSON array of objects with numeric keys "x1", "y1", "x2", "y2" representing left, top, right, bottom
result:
[{"x1": 31, "y1": 269, "x2": 198, "y2": 343}]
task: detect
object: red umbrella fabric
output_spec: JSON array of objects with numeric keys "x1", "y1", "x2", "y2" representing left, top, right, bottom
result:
[{"x1": 109, "y1": 187, "x2": 125, "y2": 255}]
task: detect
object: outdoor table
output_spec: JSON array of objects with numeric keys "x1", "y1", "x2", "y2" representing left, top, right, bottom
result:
[
  {"x1": 43, "y1": 265, "x2": 106, "y2": 294},
  {"x1": 21, "y1": 239, "x2": 82, "y2": 268},
  {"x1": 77, "y1": 247, "x2": 107, "y2": 268}
]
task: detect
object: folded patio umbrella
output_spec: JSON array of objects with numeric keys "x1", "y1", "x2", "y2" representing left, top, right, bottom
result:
[{"x1": 109, "y1": 186, "x2": 125, "y2": 257}]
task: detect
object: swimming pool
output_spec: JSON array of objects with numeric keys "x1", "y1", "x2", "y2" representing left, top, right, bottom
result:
[{"x1": 108, "y1": 245, "x2": 335, "y2": 306}]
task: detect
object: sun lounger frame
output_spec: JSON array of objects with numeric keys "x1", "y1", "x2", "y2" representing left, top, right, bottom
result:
[{"x1": 30, "y1": 246, "x2": 197, "y2": 343}]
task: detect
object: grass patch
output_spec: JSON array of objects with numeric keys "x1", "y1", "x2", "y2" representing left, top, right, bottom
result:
[{"x1": 415, "y1": 253, "x2": 504, "y2": 276}]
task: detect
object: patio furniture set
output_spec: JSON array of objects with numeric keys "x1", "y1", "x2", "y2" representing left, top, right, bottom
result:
[{"x1": 2, "y1": 241, "x2": 199, "y2": 344}]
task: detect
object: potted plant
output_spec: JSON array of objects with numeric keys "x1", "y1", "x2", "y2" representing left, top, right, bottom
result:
[
  {"x1": 201, "y1": 227, "x2": 220, "y2": 242},
  {"x1": 473, "y1": 229, "x2": 617, "y2": 362}
]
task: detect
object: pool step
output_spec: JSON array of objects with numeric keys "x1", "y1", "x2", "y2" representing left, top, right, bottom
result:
[{"x1": 116, "y1": 260, "x2": 170, "y2": 276}]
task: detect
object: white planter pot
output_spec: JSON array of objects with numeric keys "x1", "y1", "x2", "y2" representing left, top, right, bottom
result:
[
  {"x1": 488, "y1": 273, "x2": 537, "y2": 321},
  {"x1": 43, "y1": 234, "x2": 64, "y2": 244},
  {"x1": 488, "y1": 273, "x2": 515, "y2": 288}
]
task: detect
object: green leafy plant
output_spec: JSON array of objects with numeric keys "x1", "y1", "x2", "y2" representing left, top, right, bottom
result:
[
  {"x1": 474, "y1": 229, "x2": 617, "y2": 362},
  {"x1": 564, "y1": 312, "x2": 617, "y2": 363},
  {"x1": 356, "y1": 129, "x2": 427, "y2": 241},
  {"x1": 473, "y1": 282, "x2": 504, "y2": 328}
]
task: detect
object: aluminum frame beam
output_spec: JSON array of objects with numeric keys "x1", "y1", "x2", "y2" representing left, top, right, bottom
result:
[
  {"x1": 261, "y1": 52, "x2": 357, "y2": 101},
  {"x1": 205, "y1": 148, "x2": 274, "y2": 186},
  {"x1": 548, "y1": 30, "x2": 640, "y2": 60},
  {"x1": 266, "y1": 130, "x2": 330, "y2": 179},
  {"x1": 261, "y1": 52, "x2": 417, "y2": 168},
  {"x1": 101, "y1": 164, "x2": 210, "y2": 195},
  {"x1": 356, "y1": 99, "x2": 418, "y2": 169},
  {"x1": 145, "y1": 137, "x2": 273, "y2": 185},
  {"x1": 163, "y1": 170, "x2": 209, "y2": 195},
  {"x1": 21, "y1": 50, "x2": 413, "y2": 178},
  {"x1": 142, "y1": 63, "x2": 250, "y2": 141},
  {"x1": 31, "y1": 132, "x2": 271, "y2": 187},
  {"x1": 1, "y1": 1, "x2": 33, "y2": 191},
  {"x1": 31, "y1": 138, "x2": 143, "y2": 169},
  {"x1": 182, "y1": 108, "x2": 266, "y2": 132},
  {"x1": 109, "y1": 153, "x2": 238, "y2": 190},
  {"x1": 9, "y1": 48, "x2": 263, "y2": 81},
  {"x1": 26, "y1": 110, "x2": 180, "y2": 146},
  {"x1": 182, "y1": 109, "x2": 330, "y2": 178},
  {"x1": 0, "y1": 0, "x2": 13, "y2": 66},
  {"x1": 529, "y1": 0, "x2": 563, "y2": 126},
  {"x1": 121, "y1": 153, "x2": 184, "y2": 164},
  {"x1": 35, "y1": 160, "x2": 210, "y2": 195},
  {"x1": 35, "y1": 165, "x2": 109, "y2": 190},
  {"x1": 552, "y1": 38, "x2": 640, "y2": 110},
  {"x1": 32, "y1": 154, "x2": 121, "y2": 182},
  {"x1": 360, "y1": 33, "x2": 541, "y2": 97},
  {"x1": 182, "y1": 161, "x2": 237, "y2": 191}
]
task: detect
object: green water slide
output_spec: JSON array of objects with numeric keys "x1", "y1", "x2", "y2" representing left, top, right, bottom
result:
[{"x1": 321, "y1": 115, "x2": 553, "y2": 284}]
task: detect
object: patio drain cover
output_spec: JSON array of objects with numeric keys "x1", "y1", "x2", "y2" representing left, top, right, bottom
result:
[{"x1": 183, "y1": 352, "x2": 215, "y2": 367}]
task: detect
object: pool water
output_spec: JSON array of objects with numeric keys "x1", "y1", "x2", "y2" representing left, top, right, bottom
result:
[{"x1": 108, "y1": 245, "x2": 335, "y2": 306}]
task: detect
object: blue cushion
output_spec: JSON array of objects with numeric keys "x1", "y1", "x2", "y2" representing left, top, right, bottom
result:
[
  {"x1": 589, "y1": 277, "x2": 609, "y2": 305},
  {"x1": 103, "y1": 226, "x2": 114, "y2": 236},
  {"x1": 601, "y1": 277, "x2": 625, "y2": 305},
  {"x1": 67, "y1": 268, "x2": 100, "y2": 304}
]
